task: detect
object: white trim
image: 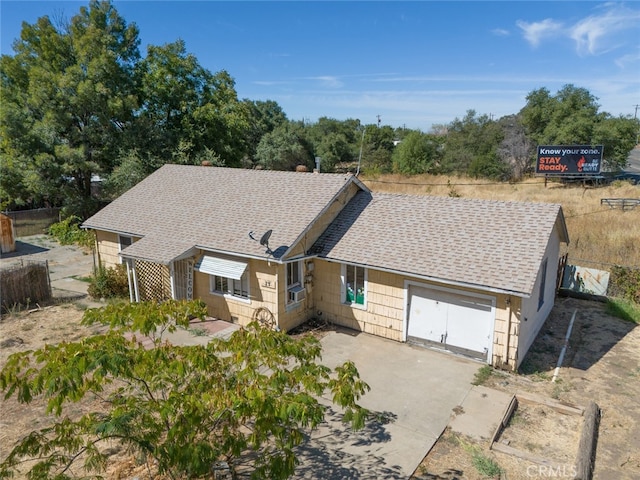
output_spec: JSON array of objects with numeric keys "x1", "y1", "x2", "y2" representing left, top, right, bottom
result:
[
  {"x1": 196, "y1": 256, "x2": 247, "y2": 280},
  {"x1": 169, "y1": 262, "x2": 176, "y2": 300},
  {"x1": 341, "y1": 263, "x2": 368, "y2": 309},
  {"x1": 318, "y1": 257, "x2": 531, "y2": 298},
  {"x1": 118, "y1": 235, "x2": 133, "y2": 264},
  {"x1": 403, "y1": 280, "x2": 496, "y2": 361}
]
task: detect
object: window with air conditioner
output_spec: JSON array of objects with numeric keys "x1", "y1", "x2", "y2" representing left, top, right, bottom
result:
[{"x1": 287, "y1": 260, "x2": 304, "y2": 304}]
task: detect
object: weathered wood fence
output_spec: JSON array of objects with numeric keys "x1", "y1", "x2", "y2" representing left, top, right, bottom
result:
[{"x1": 0, "y1": 260, "x2": 52, "y2": 313}]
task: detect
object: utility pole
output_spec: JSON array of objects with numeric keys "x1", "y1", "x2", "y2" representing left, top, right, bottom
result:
[{"x1": 634, "y1": 104, "x2": 639, "y2": 119}]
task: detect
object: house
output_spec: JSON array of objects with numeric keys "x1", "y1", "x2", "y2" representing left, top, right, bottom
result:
[{"x1": 83, "y1": 164, "x2": 569, "y2": 370}]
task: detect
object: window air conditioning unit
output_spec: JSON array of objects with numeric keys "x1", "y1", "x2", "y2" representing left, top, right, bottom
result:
[{"x1": 290, "y1": 286, "x2": 306, "y2": 303}]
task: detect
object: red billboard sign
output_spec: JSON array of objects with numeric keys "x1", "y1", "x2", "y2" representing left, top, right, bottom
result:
[{"x1": 536, "y1": 145, "x2": 603, "y2": 175}]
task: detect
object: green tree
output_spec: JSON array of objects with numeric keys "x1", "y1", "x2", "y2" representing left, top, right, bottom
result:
[
  {"x1": 242, "y1": 99, "x2": 289, "y2": 166},
  {"x1": 0, "y1": 300, "x2": 369, "y2": 479},
  {"x1": 359, "y1": 125, "x2": 395, "y2": 174},
  {"x1": 391, "y1": 130, "x2": 442, "y2": 175},
  {"x1": 592, "y1": 114, "x2": 640, "y2": 170},
  {"x1": 305, "y1": 117, "x2": 360, "y2": 172},
  {"x1": 520, "y1": 84, "x2": 638, "y2": 170},
  {"x1": 442, "y1": 110, "x2": 505, "y2": 178},
  {"x1": 255, "y1": 123, "x2": 314, "y2": 170},
  {"x1": 0, "y1": 0, "x2": 140, "y2": 216}
]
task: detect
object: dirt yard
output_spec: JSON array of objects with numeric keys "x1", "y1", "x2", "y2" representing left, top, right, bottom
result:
[
  {"x1": 1, "y1": 297, "x2": 639, "y2": 479},
  {"x1": 414, "y1": 297, "x2": 640, "y2": 480}
]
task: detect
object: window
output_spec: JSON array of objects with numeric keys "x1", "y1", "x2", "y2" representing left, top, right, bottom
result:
[
  {"x1": 286, "y1": 261, "x2": 304, "y2": 304},
  {"x1": 538, "y1": 258, "x2": 548, "y2": 311},
  {"x1": 210, "y1": 271, "x2": 250, "y2": 300},
  {"x1": 118, "y1": 235, "x2": 133, "y2": 263},
  {"x1": 343, "y1": 264, "x2": 366, "y2": 306}
]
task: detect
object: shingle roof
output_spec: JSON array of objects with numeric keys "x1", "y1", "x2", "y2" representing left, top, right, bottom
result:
[
  {"x1": 83, "y1": 165, "x2": 361, "y2": 263},
  {"x1": 312, "y1": 191, "x2": 568, "y2": 296}
]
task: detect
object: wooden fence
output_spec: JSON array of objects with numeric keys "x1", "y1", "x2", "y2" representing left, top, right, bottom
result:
[
  {"x1": 2, "y1": 207, "x2": 61, "y2": 237},
  {"x1": 0, "y1": 260, "x2": 52, "y2": 313}
]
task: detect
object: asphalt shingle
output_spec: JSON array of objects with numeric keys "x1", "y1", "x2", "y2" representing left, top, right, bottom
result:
[
  {"x1": 313, "y1": 191, "x2": 567, "y2": 296},
  {"x1": 83, "y1": 165, "x2": 359, "y2": 263}
]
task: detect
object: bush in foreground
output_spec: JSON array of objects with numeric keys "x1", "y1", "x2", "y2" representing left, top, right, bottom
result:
[{"x1": 0, "y1": 300, "x2": 369, "y2": 479}]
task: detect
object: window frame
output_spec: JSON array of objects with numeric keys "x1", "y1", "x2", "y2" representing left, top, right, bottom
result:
[
  {"x1": 118, "y1": 235, "x2": 133, "y2": 264},
  {"x1": 286, "y1": 260, "x2": 304, "y2": 305},
  {"x1": 342, "y1": 263, "x2": 367, "y2": 308},
  {"x1": 537, "y1": 258, "x2": 548, "y2": 311},
  {"x1": 209, "y1": 269, "x2": 250, "y2": 303}
]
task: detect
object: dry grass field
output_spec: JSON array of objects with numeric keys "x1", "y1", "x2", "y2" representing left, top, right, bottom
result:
[{"x1": 361, "y1": 174, "x2": 640, "y2": 267}]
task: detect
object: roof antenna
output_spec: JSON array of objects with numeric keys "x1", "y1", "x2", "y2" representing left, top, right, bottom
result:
[{"x1": 249, "y1": 229, "x2": 273, "y2": 254}]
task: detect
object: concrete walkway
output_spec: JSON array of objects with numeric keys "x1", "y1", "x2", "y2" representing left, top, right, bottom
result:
[{"x1": 292, "y1": 330, "x2": 481, "y2": 479}]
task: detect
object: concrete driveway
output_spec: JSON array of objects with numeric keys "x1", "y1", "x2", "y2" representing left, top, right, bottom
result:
[{"x1": 293, "y1": 330, "x2": 480, "y2": 479}]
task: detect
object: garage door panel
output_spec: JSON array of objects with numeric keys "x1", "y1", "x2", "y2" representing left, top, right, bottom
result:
[
  {"x1": 407, "y1": 292, "x2": 446, "y2": 343},
  {"x1": 407, "y1": 286, "x2": 494, "y2": 360}
]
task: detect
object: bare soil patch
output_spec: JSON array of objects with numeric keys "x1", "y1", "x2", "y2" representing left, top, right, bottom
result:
[{"x1": 414, "y1": 297, "x2": 640, "y2": 480}]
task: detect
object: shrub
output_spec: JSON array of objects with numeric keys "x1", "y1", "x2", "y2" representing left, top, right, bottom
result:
[
  {"x1": 48, "y1": 216, "x2": 94, "y2": 249},
  {"x1": 608, "y1": 265, "x2": 640, "y2": 304},
  {"x1": 88, "y1": 265, "x2": 129, "y2": 299}
]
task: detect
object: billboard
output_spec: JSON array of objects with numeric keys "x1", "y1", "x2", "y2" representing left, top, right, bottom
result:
[{"x1": 536, "y1": 145, "x2": 604, "y2": 175}]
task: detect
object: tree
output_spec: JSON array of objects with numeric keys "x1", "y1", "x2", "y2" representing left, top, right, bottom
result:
[
  {"x1": 519, "y1": 84, "x2": 638, "y2": 171},
  {"x1": 0, "y1": 300, "x2": 369, "y2": 479},
  {"x1": 358, "y1": 125, "x2": 395, "y2": 174},
  {"x1": 391, "y1": 130, "x2": 442, "y2": 175},
  {"x1": 441, "y1": 110, "x2": 505, "y2": 178},
  {"x1": 305, "y1": 117, "x2": 361, "y2": 172},
  {"x1": 242, "y1": 99, "x2": 289, "y2": 166},
  {"x1": 497, "y1": 115, "x2": 535, "y2": 179},
  {"x1": 592, "y1": 114, "x2": 640, "y2": 171},
  {"x1": 0, "y1": 0, "x2": 140, "y2": 216},
  {"x1": 255, "y1": 123, "x2": 314, "y2": 170}
]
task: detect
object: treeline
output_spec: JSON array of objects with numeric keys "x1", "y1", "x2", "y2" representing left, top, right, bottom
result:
[{"x1": 1, "y1": 0, "x2": 638, "y2": 218}]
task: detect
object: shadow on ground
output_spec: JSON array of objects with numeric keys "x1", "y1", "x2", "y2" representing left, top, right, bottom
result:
[
  {"x1": 519, "y1": 297, "x2": 636, "y2": 374},
  {"x1": 0, "y1": 240, "x2": 50, "y2": 258},
  {"x1": 292, "y1": 406, "x2": 403, "y2": 479}
]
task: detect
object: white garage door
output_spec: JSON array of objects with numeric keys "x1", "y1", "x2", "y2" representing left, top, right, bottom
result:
[{"x1": 407, "y1": 285, "x2": 495, "y2": 359}]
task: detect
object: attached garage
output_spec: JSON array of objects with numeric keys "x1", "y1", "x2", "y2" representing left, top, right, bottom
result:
[{"x1": 406, "y1": 284, "x2": 495, "y2": 360}]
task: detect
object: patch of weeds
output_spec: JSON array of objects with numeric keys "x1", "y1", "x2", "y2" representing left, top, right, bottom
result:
[
  {"x1": 606, "y1": 298, "x2": 640, "y2": 324},
  {"x1": 472, "y1": 365, "x2": 494, "y2": 386},
  {"x1": 461, "y1": 441, "x2": 502, "y2": 478},
  {"x1": 189, "y1": 327, "x2": 208, "y2": 337},
  {"x1": 531, "y1": 371, "x2": 552, "y2": 382},
  {"x1": 507, "y1": 410, "x2": 526, "y2": 427},
  {"x1": 551, "y1": 379, "x2": 571, "y2": 399},
  {"x1": 72, "y1": 275, "x2": 93, "y2": 283},
  {"x1": 472, "y1": 452, "x2": 502, "y2": 477}
]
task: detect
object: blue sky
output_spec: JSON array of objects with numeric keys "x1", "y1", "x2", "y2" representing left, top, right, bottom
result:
[{"x1": 2, "y1": 1, "x2": 639, "y2": 131}]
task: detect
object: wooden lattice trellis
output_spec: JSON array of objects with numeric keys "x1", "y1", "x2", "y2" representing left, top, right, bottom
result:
[{"x1": 135, "y1": 260, "x2": 171, "y2": 302}]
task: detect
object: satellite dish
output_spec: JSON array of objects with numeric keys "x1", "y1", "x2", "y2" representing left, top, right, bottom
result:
[{"x1": 259, "y1": 229, "x2": 272, "y2": 248}]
